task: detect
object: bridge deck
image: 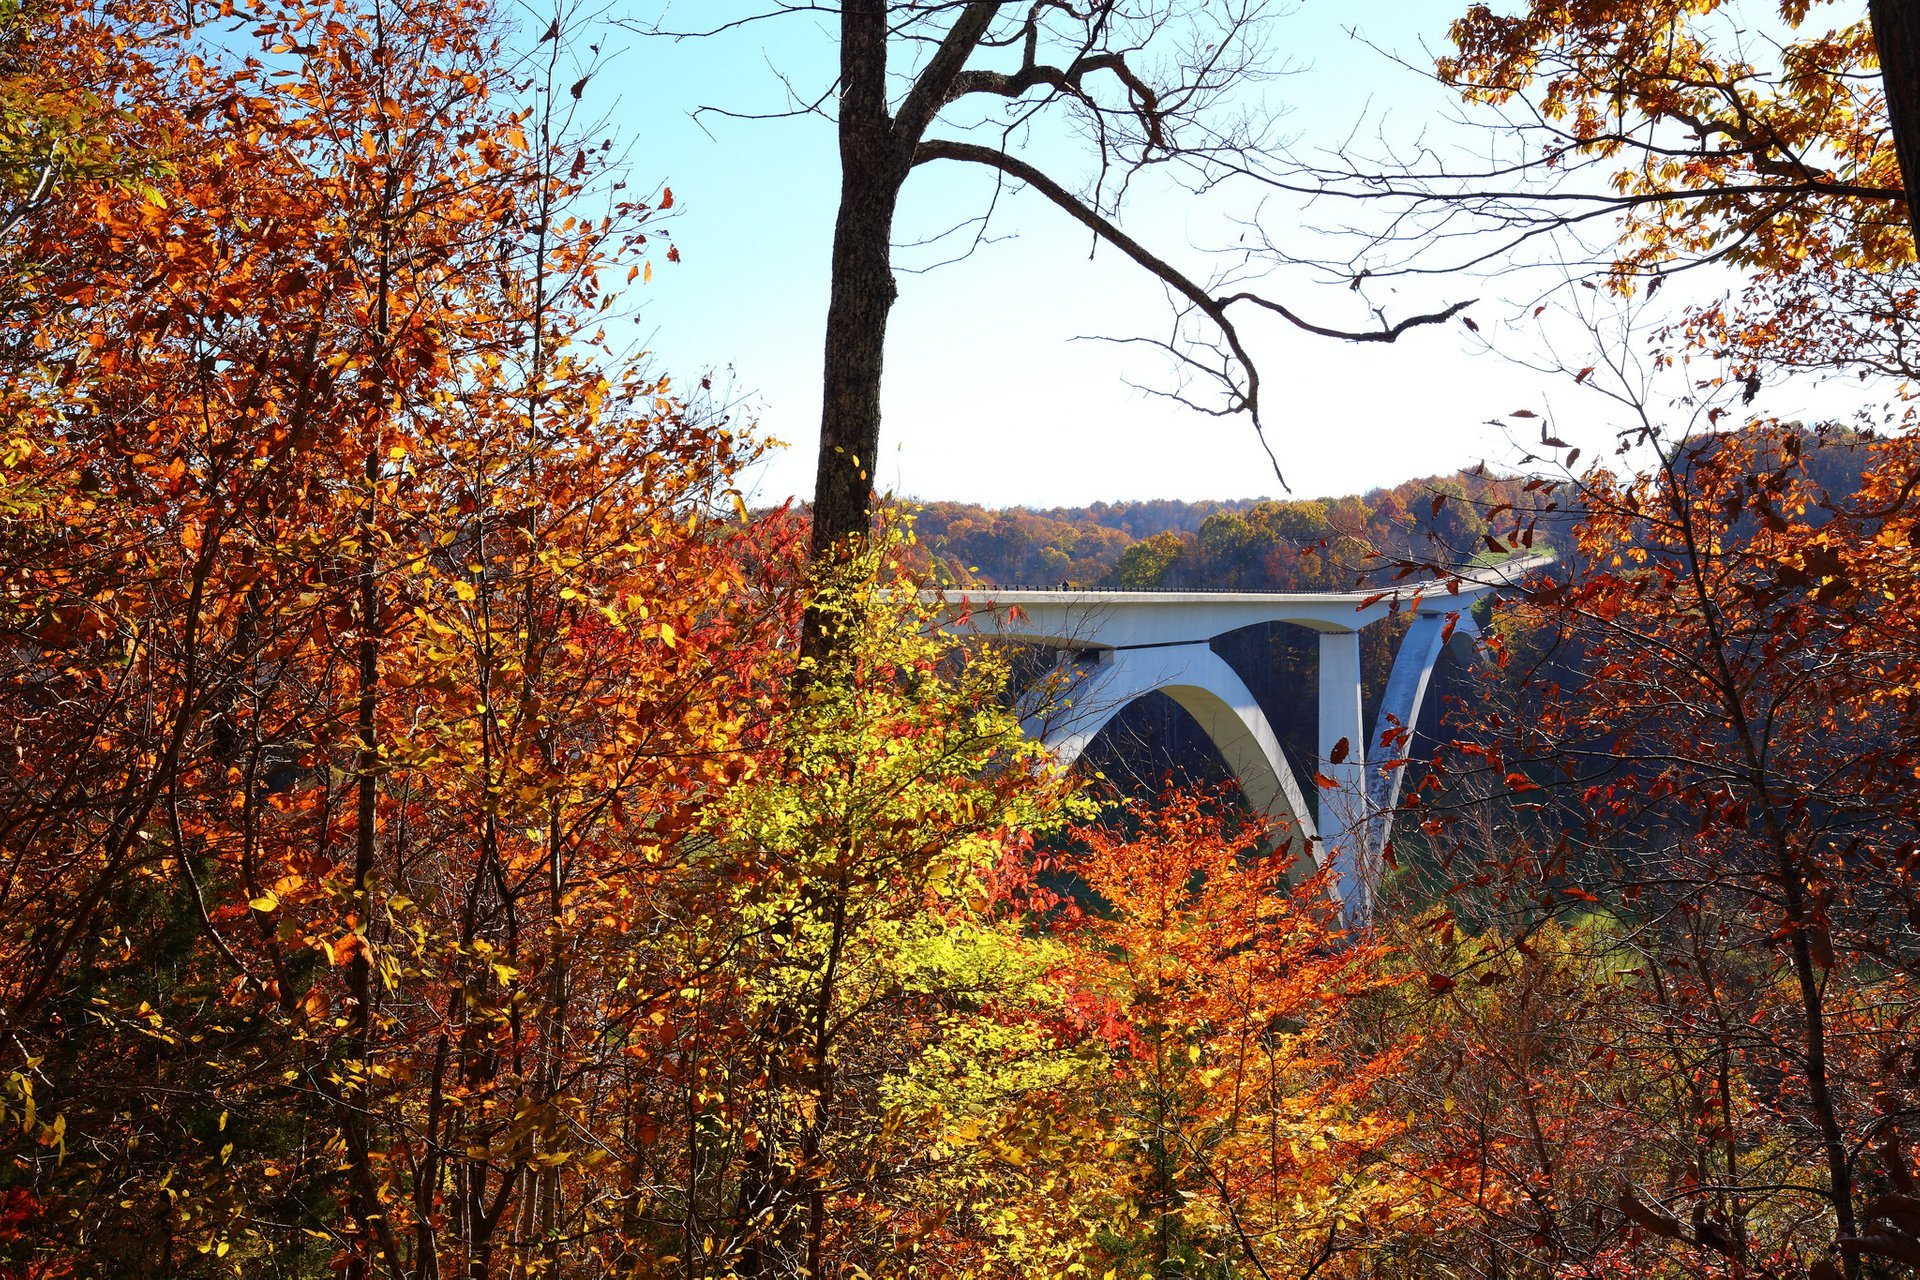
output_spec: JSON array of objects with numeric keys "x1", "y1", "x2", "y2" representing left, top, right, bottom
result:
[
  {"x1": 935, "y1": 553, "x2": 1551, "y2": 608},
  {"x1": 934, "y1": 554, "x2": 1552, "y2": 645}
]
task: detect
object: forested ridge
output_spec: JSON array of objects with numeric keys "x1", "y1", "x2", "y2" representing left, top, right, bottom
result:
[
  {"x1": 899, "y1": 472, "x2": 1523, "y2": 590},
  {"x1": 901, "y1": 429, "x2": 1882, "y2": 591},
  {"x1": 10, "y1": 0, "x2": 1920, "y2": 1277}
]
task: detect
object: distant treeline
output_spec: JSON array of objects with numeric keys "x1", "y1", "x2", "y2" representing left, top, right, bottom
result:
[
  {"x1": 896, "y1": 430, "x2": 1877, "y2": 592},
  {"x1": 895, "y1": 470, "x2": 1549, "y2": 591}
]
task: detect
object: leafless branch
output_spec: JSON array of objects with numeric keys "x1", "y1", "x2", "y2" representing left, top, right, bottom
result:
[{"x1": 916, "y1": 136, "x2": 1474, "y2": 477}]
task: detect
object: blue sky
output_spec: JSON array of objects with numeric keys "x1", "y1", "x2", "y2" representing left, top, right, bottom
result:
[{"x1": 581, "y1": 1, "x2": 1834, "y2": 509}]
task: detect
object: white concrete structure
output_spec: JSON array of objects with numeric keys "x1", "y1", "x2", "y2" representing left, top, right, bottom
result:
[{"x1": 936, "y1": 555, "x2": 1549, "y2": 924}]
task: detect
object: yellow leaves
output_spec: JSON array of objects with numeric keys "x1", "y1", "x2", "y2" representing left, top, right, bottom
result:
[
  {"x1": 944, "y1": 1116, "x2": 982, "y2": 1147},
  {"x1": 0, "y1": 431, "x2": 35, "y2": 469}
]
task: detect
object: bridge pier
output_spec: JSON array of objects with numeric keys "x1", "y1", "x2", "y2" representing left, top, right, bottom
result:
[
  {"x1": 1366, "y1": 609, "x2": 1484, "y2": 860},
  {"x1": 1316, "y1": 629, "x2": 1372, "y2": 923}
]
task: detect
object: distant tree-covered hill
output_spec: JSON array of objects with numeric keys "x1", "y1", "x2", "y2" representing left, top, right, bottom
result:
[{"x1": 896, "y1": 468, "x2": 1548, "y2": 591}]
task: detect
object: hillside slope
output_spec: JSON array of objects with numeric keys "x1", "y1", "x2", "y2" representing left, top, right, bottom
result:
[{"x1": 899, "y1": 469, "x2": 1544, "y2": 590}]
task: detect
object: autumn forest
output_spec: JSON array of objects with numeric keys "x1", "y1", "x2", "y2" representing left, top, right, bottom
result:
[{"x1": 9, "y1": 0, "x2": 1920, "y2": 1277}]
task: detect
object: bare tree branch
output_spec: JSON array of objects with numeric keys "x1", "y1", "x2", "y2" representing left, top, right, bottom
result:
[
  {"x1": 915, "y1": 136, "x2": 1475, "y2": 445},
  {"x1": 890, "y1": 0, "x2": 1000, "y2": 143}
]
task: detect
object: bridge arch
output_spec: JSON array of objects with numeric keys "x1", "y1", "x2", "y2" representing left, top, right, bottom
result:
[{"x1": 1031, "y1": 643, "x2": 1323, "y2": 870}]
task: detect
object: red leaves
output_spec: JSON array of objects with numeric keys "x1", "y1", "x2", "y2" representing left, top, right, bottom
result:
[
  {"x1": 0, "y1": 0, "x2": 801, "y2": 1267},
  {"x1": 1412, "y1": 421, "x2": 1920, "y2": 1274}
]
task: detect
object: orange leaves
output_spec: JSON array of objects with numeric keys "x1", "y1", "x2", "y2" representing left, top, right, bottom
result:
[
  {"x1": 0, "y1": 0, "x2": 796, "y2": 1269},
  {"x1": 1436, "y1": 0, "x2": 1908, "y2": 347},
  {"x1": 1039, "y1": 790, "x2": 1433, "y2": 1270},
  {"x1": 300, "y1": 986, "x2": 332, "y2": 1021}
]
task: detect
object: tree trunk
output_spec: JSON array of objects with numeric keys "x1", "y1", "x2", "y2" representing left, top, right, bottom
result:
[
  {"x1": 1871, "y1": 0, "x2": 1920, "y2": 242},
  {"x1": 808, "y1": 159, "x2": 901, "y2": 568},
  {"x1": 803, "y1": 1, "x2": 903, "y2": 659}
]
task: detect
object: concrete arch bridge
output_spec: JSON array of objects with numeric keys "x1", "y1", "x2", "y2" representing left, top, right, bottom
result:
[{"x1": 936, "y1": 555, "x2": 1549, "y2": 925}]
